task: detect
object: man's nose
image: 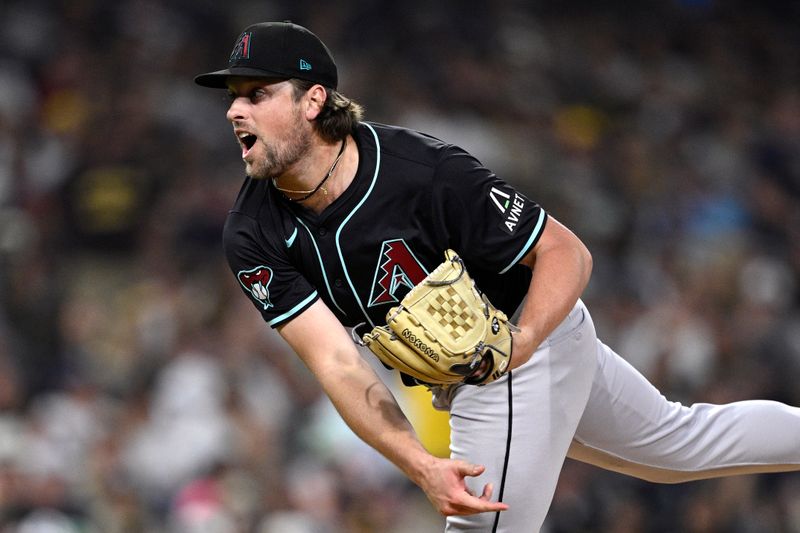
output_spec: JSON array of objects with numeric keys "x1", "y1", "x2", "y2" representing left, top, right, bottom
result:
[{"x1": 226, "y1": 97, "x2": 246, "y2": 122}]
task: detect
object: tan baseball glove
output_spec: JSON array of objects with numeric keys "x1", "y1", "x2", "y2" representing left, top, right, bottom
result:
[{"x1": 362, "y1": 250, "x2": 515, "y2": 386}]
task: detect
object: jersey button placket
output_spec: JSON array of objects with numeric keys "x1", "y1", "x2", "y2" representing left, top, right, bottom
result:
[{"x1": 318, "y1": 227, "x2": 327, "y2": 236}]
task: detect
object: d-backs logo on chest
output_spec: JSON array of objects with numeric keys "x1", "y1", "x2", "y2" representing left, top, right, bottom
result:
[{"x1": 368, "y1": 239, "x2": 429, "y2": 307}]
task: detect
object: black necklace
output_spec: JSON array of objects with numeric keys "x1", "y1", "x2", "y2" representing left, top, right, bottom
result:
[{"x1": 273, "y1": 139, "x2": 347, "y2": 202}]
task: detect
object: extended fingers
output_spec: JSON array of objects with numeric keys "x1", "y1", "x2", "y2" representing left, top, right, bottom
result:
[
  {"x1": 464, "y1": 482, "x2": 494, "y2": 499},
  {"x1": 459, "y1": 462, "x2": 486, "y2": 477},
  {"x1": 440, "y1": 484, "x2": 509, "y2": 516},
  {"x1": 425, "y1": 460, "x2": 509, "y2": 517},
  {"x1": 480, "y1": 482, "x2": 495, "y2": 500}
]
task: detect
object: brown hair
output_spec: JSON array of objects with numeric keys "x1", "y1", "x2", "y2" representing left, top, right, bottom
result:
[{"x1": 290, "y1": 79, "x2": 364, "y2": 143}]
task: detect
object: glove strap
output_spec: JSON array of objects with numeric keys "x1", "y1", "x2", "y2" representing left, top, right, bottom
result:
[
  {"x1": 351, "y1": 322, "x2": 369, "y2": 346},
  {"x1": 425, "y1": 253, "x2": 466, "y2": 287}
]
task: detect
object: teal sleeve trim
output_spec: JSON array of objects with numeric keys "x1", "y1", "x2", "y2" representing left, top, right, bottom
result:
[
  {"x1": 267, "y1": 291, "x2": 318, "y2": 327},
  {"x1": 499, "y1": 210, "x2": 547, "y2": 274}
]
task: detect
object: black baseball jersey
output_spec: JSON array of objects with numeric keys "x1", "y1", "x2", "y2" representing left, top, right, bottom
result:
[{"x1": 223, "y1": 122, "x2": 548, "y2": 333}]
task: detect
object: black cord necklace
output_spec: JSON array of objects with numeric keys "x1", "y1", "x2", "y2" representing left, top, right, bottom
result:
[{"x1": 273, "y1": 138, "x2": 347, "y2": 202}]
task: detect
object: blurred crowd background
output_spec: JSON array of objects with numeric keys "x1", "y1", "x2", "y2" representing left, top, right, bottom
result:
[{"x1": 1, "y1": 0, "x2": 799, "y2": 531}]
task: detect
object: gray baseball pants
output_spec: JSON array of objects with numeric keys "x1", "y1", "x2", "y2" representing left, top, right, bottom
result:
[{"x1": 445, "y1": 299, "x2": 800, "y2": 532}]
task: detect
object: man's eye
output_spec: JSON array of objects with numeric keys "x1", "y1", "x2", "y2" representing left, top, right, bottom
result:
[{"x1": 224, "y1": 88, "x2": 266, "y2": 104}]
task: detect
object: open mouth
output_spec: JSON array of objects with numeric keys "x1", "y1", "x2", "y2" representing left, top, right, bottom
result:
[
  {"x1": 237, "y1": 132, "x2": 258, "y2": 157},
  {"x1": 242, "y1": 134, "x2": 257, "y2": 150},
  {"x1": 240, "y1": 133, "x2": 257, "y2": 149}
]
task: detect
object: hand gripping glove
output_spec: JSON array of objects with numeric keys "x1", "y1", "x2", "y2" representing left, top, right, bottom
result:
[{"x1": 362, "y1": 250, "x2": 515, "y2": 386}]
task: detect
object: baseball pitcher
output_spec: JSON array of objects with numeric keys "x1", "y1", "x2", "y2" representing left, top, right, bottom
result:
[{"x1": 195, "y1": 21, "x2": 800, "y2": 532}]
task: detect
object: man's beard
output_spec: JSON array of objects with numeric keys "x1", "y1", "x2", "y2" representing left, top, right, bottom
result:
[{"x1": 247, "y1": 111, "x2": 312, "y2": 180}]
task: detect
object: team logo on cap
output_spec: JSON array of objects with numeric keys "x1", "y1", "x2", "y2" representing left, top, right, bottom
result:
[
  {"x1": 237, "y1": 265, "x2": 273, "y2": 310},
  {"x1": 368, "y1": 239, "x2": 429, "y2": 307},
  {"x1": 230, "y1": 31, "x2": 252, "y2": 62}
]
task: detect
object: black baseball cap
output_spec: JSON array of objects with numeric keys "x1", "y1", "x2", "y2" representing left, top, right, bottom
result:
[{"x1": 194, "y1": 22, "x2": 338, "y2": 89}]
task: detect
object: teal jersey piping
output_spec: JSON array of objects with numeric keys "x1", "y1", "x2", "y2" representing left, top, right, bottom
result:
[
  {"x1": 499, "y1": 210, "x2": 547, "y2": 274},
  {"x1": 294, "y1": 217, "x2": 348, "y2": 317},
  {"x1": 335, "y1": 123, "x2": 381, "y2": 328},
  {"x1": 267, "y1": 290, "x2": 318, "y2": 327}
]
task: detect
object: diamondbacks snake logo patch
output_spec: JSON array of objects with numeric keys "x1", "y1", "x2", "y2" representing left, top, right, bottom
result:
[
  {"x1": 368, "y1": 239, "x2": 429, "y2": 307},
  {"x1": 237, "y1": 265, "x2": 273, "y2": 310}
]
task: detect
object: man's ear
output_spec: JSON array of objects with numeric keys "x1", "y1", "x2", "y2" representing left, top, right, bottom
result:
[{"x1": 304, "y1": 84, "x2": 327, "y2": 120}]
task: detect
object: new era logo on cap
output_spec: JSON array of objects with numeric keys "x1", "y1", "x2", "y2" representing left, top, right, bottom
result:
[{"x1": 299, "y1": 59, "x2": 312, "y2": 71}]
